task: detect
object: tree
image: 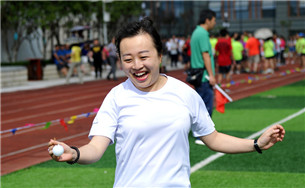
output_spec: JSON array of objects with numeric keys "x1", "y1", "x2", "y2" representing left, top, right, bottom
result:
[
  {"x1": 35, "y1": 1, "x2": 94, "y2": 59},
  {"x1": 1, "y1": 1, "x2": 38, "y2": 62},
  {"x1": 99, "y1": 1, "x2": 142, "y2": 41},
  {"x1": 1, "y1": 1, "x2": 142, "y2": 62}
]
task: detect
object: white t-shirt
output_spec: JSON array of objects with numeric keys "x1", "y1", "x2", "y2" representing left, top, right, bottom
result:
[{"x1": 89, "y1": 75, "x2": 215, "y2": 187}]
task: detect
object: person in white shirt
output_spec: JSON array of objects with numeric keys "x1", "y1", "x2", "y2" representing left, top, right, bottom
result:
[
  {"x1": 169, "y1": 35, "x2": 179, "y2": 67},
  {"x1": 48, "y1": 17, "x2": 285, "y2": 187}
]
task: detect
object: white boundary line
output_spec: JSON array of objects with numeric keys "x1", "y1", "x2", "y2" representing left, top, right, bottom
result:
[{"x1": 190, "y1": 107, "x2": 305, "y2": 174}]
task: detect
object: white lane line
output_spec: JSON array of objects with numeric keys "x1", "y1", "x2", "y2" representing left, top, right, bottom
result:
[
  {"x1": 190, "y1": 107, "x2": 305, "y2": 174},
  {"x1": 0, "y1": 131, "x2": 89, "y2": 158}
]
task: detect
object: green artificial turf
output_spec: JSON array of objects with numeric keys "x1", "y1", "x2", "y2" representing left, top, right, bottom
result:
[{"x1": 2, "y1": 80, "x2": 304, "y2": 188}]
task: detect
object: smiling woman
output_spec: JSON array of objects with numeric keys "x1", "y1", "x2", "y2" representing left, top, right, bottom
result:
[
  {"x1": 47, "y1": 16, "x2": 285, "y2": 188},
  {"x1": 116, "y1": 18, "x2": 166, "y2": 92},
  {"x1": 119, "y1": 33, "x2": 166, "y2": 92}
]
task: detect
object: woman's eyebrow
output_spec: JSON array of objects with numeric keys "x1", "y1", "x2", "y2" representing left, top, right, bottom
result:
[
  {"x1": 122, "y1": 50, "x2": 150, "y2": 57},
  {"x1": 139, "y1": 50, "x2": 149, "y2": 54}
]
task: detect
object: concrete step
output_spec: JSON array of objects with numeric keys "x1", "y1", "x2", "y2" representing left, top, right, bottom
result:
[
  {"x1": 43, "y1": 64, "x2": 93, "y2": 80},
  {"x1": 1, "y1": 66, "x2": 28, "y2": 88}
]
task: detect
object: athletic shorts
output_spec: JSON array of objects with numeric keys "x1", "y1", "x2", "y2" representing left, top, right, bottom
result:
[
  {"x1": 265, "y1": 56, "x2": 275, "y2": 60},
  {"x1": 235, "y1": 60, "x2": 242, "y2": 65},
  {"x1": 56, "y1": 62, "x2": 68, "y2": 71},
  {"x1": 182, "y1": 54, "x2": 190, "y2": 64},
  {"x1": 218, "y1": 65, "x2": 231, "y2": 74},
  {"x1": 248, "y1": 54, "x2": 260, "y2": 64}
]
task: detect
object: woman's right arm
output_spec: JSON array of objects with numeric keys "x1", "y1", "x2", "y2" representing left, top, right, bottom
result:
[{"x1": 48, "y1": 135, "x2": 111, "y2": 165}]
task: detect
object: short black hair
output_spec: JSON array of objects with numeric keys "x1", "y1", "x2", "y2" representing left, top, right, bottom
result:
[
  {"x1": 220, "y1": 28, "x2": 229, "y2": 37},
  {"x1": 234, "y1": 34, "x2": 241, "y2": 41},
  {"x1": 198, "y1": 9, "x2": 216, "y2": 25},
  {"x1": 115, "y1": 17, "x2": 163, "y2": 59}
]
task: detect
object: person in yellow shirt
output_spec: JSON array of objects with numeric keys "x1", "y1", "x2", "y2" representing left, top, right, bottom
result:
[
  {"x1": 66, "y1": 43, "x2": 84, "y2": 84},
  {"x1": 296, "y1": 32, "x2": 305, "y2": 68},
  {"x1": 209, "y1": 34, "x2": 218, "y2": 57},
  {"x1": 232, "y1": 34, "x2": 244, "y2": 74}
]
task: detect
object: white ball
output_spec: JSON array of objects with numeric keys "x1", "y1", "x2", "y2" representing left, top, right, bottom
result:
[{"x1": 53, "y1": 144, "x2": 64, "y2": 156}]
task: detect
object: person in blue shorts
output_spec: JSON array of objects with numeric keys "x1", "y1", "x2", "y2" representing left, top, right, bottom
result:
[{"x1": 53, "y1": 44, "x2": 68, "y2": 76}]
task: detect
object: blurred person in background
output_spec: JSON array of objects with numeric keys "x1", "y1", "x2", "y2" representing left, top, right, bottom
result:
[
  {"x1": 190, "y1": 9, "x2": 217, "y2": 145},
  {"x1": 178, "y1": 36, "x2": 185, "y2": 64},
  {"x1": 215, "y1": 28, "x2": 232, "y2": 85},
  {"x1": 279, "y1": 36, "x2": 286, "y2": 65},
  {"x1": 273, "y1": 34, "x2": 281, "y2": 68},
  {"x1": 66, "y1": 43, "x2": 83, "y2": 84},
  {"x1": 232, "y1": 33, "x2": 244, "y2": 75},
  {"x1": 59, "y1": 44, "x2": 70, "y2": 68},
  {"x1": 245, "y1": 33, "x2": 261, "y2": 74},
  {"x1": 240, "y1": 33, "x2": 248, "y2": 73},
  {"x1": 169, "y1": 35, "x2": 179, "y2": 67},
  {"x1": 64, "y1": 44, "x2": 72, "y2": 63},
  {"x1": 91, "y1": 39, "x2": 106, "y2": 79},
  {"x1": 209, "y1": 34, "x2": 218, "y2": 58},
  {"x1": 263, "y1": 37, "x2": 275, "y2": 74},
  {"x1": 107, "y1": 37, "x2": 118, "y2": 81},
  {"x1": 287, "y1": 35, "x2": 297, "y2": 65},
  {"x1": 80, "y1": 42, "x2": 91, "y2": 75},
  {"x1": 160, "y1": 38, "x2": 169, "y2": 73},
  {"x1": 296, "y1": 32, "x2": 305, "y2": 69},
  {"x1": 53, "y1": 44, "x2": 68, "y2": 77},
  {"x1": 182, "y1": 35, "x2": 191, "y2": 71}
]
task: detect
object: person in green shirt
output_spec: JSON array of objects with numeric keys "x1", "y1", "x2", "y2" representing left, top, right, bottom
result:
[
  {"x1": 190, "y1": 9, "x2": 216, "y2": 145},
  {"x1": 263, "y1": 38, "x2": 275, "y2": 74},
  {"x1": 190, "y1": 9, "x2": 216, "y2": 116},
  {"x1": 296, "y1": 32, "x2": 305, "y2": 69},
  {"x1": 232, "y1": 34, "x2": 244, "y2": 74}
]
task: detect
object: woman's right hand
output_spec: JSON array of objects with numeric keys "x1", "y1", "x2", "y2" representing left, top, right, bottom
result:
[{"x1": 48, "y1": 139, "x2": 76, "y2": 162}]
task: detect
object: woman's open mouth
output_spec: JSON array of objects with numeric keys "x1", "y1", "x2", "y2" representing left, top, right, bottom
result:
[{"x1": 133, "y1": 71, "x2": 149, "y2": 81}]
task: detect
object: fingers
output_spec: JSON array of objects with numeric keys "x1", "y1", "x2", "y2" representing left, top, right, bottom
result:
[
  {"x1": 48, "y1": 139, "x2": 65, "y2": 161},
  {"x1": 258, "y1": 124, "x2": 285, "y2": 150},
  {"x1": 48, "y1": 139, "x2": 60, "y2": 147},
  {"x1": 271, "y1": 124, "x2": 285, "y2": 140}
]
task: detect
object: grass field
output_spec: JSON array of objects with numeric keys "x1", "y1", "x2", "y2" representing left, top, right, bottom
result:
[{"x1": 2, "y1": 80, "x2": 305, "y2": 188}]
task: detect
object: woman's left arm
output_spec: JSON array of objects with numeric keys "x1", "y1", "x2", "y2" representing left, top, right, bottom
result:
[{"x1": 200, "y1": 124, "x2": 285, "y2": 154}]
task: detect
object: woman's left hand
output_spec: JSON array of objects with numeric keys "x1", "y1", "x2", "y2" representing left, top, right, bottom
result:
[{"x1": 257, "y1": 124, "x2": 285, "y2": 150}]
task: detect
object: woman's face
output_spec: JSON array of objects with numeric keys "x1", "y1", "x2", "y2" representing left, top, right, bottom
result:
[{"x1": 120, "y1": 33, "x2": 164, "y2": 92}]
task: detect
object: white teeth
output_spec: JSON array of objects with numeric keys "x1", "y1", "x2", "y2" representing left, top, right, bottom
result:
[{"x1": 135, "y1": 72, "x2": 146, "y2": 77}]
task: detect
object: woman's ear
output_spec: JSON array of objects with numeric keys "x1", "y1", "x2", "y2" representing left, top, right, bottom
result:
[{"x1": 159, "y1": 54, "x2": 163, "y2": 65}]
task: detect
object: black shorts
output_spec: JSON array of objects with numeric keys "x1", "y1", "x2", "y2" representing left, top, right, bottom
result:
[
  {"x1": 56, "y1": 62, "x2": 68, "y2": 71},
  {"x1": 182, "y1": 54, "x2": 190, "y2": 64},
  {"x1": 218, "y1": 65, "x2": 231, "y2": 74},
  {"x1": 265, "y1": 56, "x2": 275, "y2": 60},
  {"x1": 235, "y1": 60, "x2": 242, "y2": 65}
]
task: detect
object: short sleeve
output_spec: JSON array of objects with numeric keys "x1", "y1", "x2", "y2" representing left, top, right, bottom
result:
[
  {"x1": 200, "y1": 33, "x2": 210, "y2": 53},
  {"x1": 88, "y1": 89, "x2": 118, "y2": 144},
  {"x1": 186, "y1": 88, "x2": 215, "y2": 137}
]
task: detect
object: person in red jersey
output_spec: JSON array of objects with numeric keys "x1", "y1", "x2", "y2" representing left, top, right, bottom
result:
[{"x1": 215, "y1": 28, "x2": 232, "y2": 85}]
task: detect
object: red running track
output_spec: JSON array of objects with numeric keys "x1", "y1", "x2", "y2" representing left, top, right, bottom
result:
[{"x1": 1, "y1": 64, "x2": 304, "y2": 175}]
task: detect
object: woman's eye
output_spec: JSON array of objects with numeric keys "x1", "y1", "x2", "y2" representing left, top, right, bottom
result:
[
  {"x1": 124, "y1": 59, "x2": 132, "y2": 63},
  {"x1": 140, "y1": 56, "x2": 148, "y2": 60}
]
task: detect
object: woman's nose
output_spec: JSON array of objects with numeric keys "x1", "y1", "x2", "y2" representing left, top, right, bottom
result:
[{"x1": 132, "y1": 58, "x2": 144, "y2": 70}]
